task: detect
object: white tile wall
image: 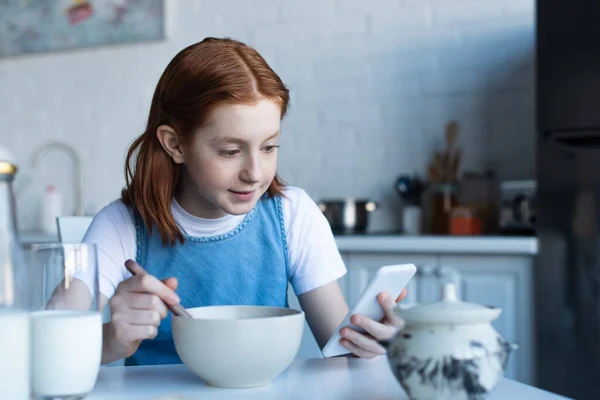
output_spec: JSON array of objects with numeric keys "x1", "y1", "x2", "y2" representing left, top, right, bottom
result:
[{"x1": 0, "y1": 0, "x2": 535, "y2": 232}]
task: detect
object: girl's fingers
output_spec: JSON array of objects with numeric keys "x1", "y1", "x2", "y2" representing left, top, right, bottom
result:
[
  {"x1": 340, "y1": 327, "x2": 387, "y2": 355},
  {"x1": 340, "y1": 337, "x2": 379, "y2": 359},
  {"x1": 350, "y1": 314, "x2": 396, "y2": 340}
]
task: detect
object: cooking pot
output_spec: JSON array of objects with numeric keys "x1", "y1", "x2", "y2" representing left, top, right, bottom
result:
[{"x1": 318, "y1": 198, "x2": 378, "y2": 233}]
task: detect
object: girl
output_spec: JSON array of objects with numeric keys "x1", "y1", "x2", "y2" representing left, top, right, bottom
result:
[{"x1": 81, "y1": 37, "x2": 406, "y2": 365}]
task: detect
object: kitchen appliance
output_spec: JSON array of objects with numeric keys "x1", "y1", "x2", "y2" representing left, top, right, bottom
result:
[
  {"x1": 318, "y1": 198, "x2": 377, "y2": 233},
  {"x1": 536, "y1": 1, "x2": 600, "y2": 398},
  {"x1": 499, "y1": 180, "x2": 537, "y2": 236}
]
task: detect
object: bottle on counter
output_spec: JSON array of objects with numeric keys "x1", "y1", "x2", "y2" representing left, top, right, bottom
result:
[
  {"x1": 40, "y1": 185, "x2": 62, "y2": 234},
  {"x1": 0, "y1": 153, "x2": 31, "y2": 399}
]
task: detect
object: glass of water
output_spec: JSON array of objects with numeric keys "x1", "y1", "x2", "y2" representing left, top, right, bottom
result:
[{"x1": 28, "y1": 243, "x2": 102, "y2": 400}]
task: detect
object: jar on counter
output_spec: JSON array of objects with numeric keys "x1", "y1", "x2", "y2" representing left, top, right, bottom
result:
[
  {"x1": 450, "y1": 206, "x2": 482, "y2": 235},
  {"x1": 422, "y1": 183, "x2": 458, "y2": 235}
]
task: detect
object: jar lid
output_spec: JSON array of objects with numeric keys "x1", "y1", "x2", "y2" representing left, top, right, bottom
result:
[{"x1": 395, "y1": 283, "x2": 502, "y2": 325}]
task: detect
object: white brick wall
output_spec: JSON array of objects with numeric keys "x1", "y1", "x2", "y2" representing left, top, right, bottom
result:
[{"x1": 0, "y1": 0, "x2": 535, "y2": 232}]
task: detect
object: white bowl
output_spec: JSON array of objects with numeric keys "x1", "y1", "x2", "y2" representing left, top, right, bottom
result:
[{"x1": 172, "y1": 305, "x2": 305, "y2": 388}]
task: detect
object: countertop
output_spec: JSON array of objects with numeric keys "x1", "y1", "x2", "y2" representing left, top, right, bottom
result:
[
  {"x1": 19, "y1": 230, "x2": 58, "y2": 246},
  {"x1": 334, "y1": 234, "x2": 538, "y2": 255},
  {"x1": 87, "y1": 356, "x2": 568, "y2": 400},
  {"x1": 18, "y1": 230, "x2": 538, "y2": 255}
]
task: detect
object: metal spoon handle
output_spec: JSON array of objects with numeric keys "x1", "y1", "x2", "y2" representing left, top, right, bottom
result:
[
  {"x1": 125, "y1": 259, "x2": 193, "y2": 319},
  {"x1": 169, "y1": 302, "x2": 193, "y2": 319}
]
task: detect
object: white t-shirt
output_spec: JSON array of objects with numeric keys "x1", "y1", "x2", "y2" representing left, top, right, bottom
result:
[{"x1": 82, "y1": 186, "x2": 347, "y2": 300}]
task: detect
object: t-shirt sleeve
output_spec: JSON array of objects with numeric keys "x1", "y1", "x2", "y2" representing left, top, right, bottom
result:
[
  {"x1": 282, "y1": 187, "x2": 347, "y2": 295},
  {"x1": 80, "y1": 200, "x2": 136, "y2": 300}
]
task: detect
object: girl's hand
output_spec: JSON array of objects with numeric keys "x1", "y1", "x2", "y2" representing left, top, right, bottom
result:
[
  {"x1": 339, "y1": 288, "x2": 407, "y2": 359},
  {"x1": 106, "y1": 260, "x2": 180, "y2": 359}
]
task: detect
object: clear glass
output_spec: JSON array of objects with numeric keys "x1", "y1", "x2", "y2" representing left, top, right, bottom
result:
[{"x1": 28, "y1": 243, "x2": 101, "y2": 400}]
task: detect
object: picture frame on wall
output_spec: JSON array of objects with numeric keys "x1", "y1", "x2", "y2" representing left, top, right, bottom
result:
[{"x1": 0, "y1": 0, "x2": 165, "y2": 58}]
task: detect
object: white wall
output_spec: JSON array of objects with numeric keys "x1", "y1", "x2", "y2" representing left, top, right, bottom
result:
[{"x1": 0, "y1": 0, "x2": 535, "y2": 232}]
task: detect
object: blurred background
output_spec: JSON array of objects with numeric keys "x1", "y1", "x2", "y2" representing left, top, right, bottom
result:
[
  {"x1": 7, "y1": 1, "x2": 600, "y2": 399},
  {"x1": 0, "y1": 0, "x2": 534, "y2": 233}
]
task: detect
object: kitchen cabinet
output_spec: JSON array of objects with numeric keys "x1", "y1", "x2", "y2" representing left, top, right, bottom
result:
[{"x1": 290, "y1": 241, "x2": 536, "y2": 387}]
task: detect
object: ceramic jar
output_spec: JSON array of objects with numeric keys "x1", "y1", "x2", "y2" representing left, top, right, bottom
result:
[{"x1": 385, "y1": 283, "x2": 518, "y2": 400}]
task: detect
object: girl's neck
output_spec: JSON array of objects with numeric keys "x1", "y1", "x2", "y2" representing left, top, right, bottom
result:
[{"x1": 174, "y1": 176, "x2": 228, "y2": 220}]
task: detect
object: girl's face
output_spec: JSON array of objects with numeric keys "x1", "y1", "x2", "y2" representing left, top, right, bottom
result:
[{"x1": 177, "y1": 99, "x2": 281, "y2": 218}]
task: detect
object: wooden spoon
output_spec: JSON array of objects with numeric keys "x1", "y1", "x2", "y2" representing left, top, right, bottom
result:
[
  {"x1": 445, "y1": 121, "x2": 460, "y2": 181},
  {"x1": 446, "y1": 121, "x2": 459, "y2": 149}
]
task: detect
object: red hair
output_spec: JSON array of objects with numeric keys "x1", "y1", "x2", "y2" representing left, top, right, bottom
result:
[{"x1": 121, "y1": 38, "x2": 290, "y2": 246}]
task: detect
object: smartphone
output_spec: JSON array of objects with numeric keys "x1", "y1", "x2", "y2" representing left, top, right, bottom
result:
[{"x1": 321, "y1": 263, "x2": 417, "y2": 358}]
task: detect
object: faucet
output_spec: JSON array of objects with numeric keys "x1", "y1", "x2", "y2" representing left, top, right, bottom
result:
[{"x1": 29, "y1": 141, "x2": 85, "y2": 216}]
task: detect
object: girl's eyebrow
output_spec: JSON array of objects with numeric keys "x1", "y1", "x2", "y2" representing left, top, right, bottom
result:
[
  {"x1": 213, "y1": 131, "x2": 280, "y2": 144},
  {"x1": 264, "y1": 131, "x2": 281, "y2": 141}
]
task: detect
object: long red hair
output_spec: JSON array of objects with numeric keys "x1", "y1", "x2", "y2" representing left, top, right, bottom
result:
[{"x1": 121, "y1": 38, "x2": 290, "y2": 246}]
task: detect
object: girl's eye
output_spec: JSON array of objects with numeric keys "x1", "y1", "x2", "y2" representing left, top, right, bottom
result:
[
  {"x1": 263, "y1": 145, "x2": 280, "y2": 153},
  {"x1": 220, "y1": 149, "x2": 240, "y2": 157}
]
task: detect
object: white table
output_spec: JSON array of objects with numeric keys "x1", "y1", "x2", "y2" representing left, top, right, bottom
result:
[{"x1": 88, "y1": 357, "x2": 571, "y2": 400}]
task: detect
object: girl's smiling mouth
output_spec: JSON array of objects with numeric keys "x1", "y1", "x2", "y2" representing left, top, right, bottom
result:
[{"x1": 229, "y1": 190, "x2": 255, "y2": 201}]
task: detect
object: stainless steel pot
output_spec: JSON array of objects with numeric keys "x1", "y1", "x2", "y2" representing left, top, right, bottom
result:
[{"x1": 318, "y1": 198, "x2": 378, "y2": 233}]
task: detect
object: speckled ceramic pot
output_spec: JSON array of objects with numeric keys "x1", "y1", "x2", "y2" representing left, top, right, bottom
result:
[{"x1": 385, "y1": 284, "x2": 518, "y2": 400}]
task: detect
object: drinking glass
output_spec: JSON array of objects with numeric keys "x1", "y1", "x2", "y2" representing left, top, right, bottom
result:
[{"x1": 28, "y1": 243, "x2": 102, "y2": 400}]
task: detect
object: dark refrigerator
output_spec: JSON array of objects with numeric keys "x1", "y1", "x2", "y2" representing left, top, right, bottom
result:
[{"x1": 536, "y1": 0, "x2": 600, "y2": 399}]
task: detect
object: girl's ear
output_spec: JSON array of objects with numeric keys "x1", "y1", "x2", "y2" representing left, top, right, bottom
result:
[{"x1": 157, "y1": 125, "x2": 185, "y2": 164}]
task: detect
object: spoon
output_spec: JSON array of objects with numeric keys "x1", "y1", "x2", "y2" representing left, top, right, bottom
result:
[{"x1": 125, "y1": 259, "x2": 193, "y2": 319}]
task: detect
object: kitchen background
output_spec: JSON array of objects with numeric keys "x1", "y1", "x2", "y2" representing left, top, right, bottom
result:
[
  {"x1": 9, "y1": 1, "x2": 597, "y2": 398},
  {"x1": 0, "y1": 0, "x2": 534, "y2": 233}
]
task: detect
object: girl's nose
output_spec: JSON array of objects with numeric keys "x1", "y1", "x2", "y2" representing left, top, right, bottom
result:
[{"x1": 240, "y1": 156, "x2": 261, "y2": 183}]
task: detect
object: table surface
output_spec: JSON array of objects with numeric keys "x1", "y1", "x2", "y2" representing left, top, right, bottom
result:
[
  {"x1": 87, "y1": 356, "x2": 571, "y2": 400},
  {"x1": 333, "y1": 235, "x2": 538, "y2": 255}
]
